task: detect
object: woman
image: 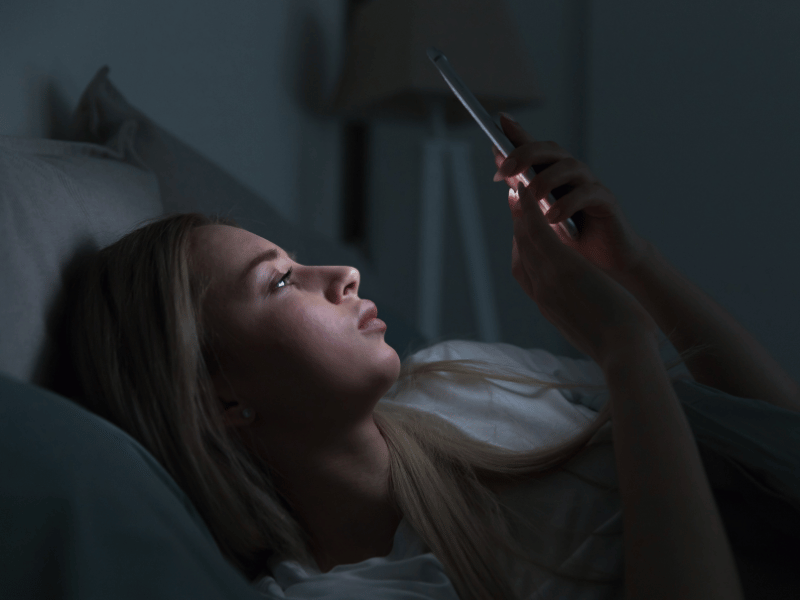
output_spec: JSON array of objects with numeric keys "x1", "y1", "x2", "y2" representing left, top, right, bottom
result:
[{"x1": 63, "y1": 114, "x2": 743, "y2": 600}]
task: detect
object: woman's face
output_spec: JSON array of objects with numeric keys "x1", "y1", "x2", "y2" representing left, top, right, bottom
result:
[{"x1": 188, "y1": 224, "x2": 401, "y2": 441}]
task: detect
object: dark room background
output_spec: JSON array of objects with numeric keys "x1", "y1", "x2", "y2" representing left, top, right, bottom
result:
[{"x1": 2, "y1": 0, "x2": 799, "y2": 380}]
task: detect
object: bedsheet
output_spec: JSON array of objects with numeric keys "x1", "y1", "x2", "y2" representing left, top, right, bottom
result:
[{"x1": 255, "y1": 333, "x2": 800, "y2": 599}]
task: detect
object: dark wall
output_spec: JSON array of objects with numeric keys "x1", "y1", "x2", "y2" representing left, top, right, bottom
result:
[{"x1": 588, "y1": 0, "x2": 800, "y2": 379}]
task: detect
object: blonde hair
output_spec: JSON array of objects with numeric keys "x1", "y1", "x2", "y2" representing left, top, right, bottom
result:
[{"x1": 62, "y1": 212, "x2": 712, "y2": 600}]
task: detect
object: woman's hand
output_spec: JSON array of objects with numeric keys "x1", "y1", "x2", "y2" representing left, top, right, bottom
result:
[
  {"x1": 507, "y1": 176, "x2": 659, "y2": 365},
  {"x1": 492, "y1": 114, "x2": 651, "y2": 283}
]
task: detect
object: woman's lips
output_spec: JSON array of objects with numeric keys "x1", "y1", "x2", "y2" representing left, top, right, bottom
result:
[
  {"x1": 357, "y1": 301, "x2": 378, "y2": 329},
  {"x1": 359, "y1": 317, "x2": 387, "y2": 332}
]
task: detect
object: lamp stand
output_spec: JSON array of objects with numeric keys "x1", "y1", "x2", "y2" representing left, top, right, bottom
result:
[{"x1": 417, "y1": 101, "x2": 501, "y2": 345}]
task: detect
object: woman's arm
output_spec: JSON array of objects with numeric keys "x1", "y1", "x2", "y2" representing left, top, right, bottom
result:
[
  {"x1": 616, "y1": 241, "x2": 800, "y2": 413},
  {"x1": 601, "y1": 337, "x2": 744, "y2": 600}
]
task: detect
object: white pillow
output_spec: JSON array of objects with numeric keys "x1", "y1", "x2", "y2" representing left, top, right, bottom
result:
[{"x1": 0, "y1": 130, "x2": 162, "y2": 387}]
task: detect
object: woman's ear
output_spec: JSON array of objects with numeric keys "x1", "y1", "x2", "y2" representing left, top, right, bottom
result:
[
  {"x1": 209, "y1": 368, "x2": 256, "y2": 429},
  {"x1": 210, "y1": 371, "x2": 237, "y2": 417},
  {"x1": 216, "y1": 395, "x2": 258, "y2": 433}
]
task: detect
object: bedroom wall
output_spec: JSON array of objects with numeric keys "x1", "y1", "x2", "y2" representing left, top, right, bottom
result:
[
  {"x1": 4, "y1": 0, "x2": 798, "y2": 380},
  {"x1": 0, "y1": 0, "x2": 346, "y2": 233},
  {"x1": 586, "y1": 1, "x2": 800, "y2": 381}
]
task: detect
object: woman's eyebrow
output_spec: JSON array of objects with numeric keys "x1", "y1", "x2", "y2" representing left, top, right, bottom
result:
[{"x1": 239, "y1": 249, "x2": 298, "y2": 284}]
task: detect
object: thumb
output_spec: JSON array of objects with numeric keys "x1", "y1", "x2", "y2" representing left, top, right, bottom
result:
[{"x1": 500, "y1": 112, "x2": 531, "y2": 145}]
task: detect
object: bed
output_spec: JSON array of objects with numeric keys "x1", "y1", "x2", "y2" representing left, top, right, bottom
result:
[
  {"x1": 0, "y1": 65, "x2": 428, "y2": 600},
  {"x1": 1, "y1": 66, "x2": 798, "y2": 600}
]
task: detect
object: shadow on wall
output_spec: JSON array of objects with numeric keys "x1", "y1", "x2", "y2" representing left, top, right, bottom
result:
[
  {"x1": 20, "y1": 67, "x2": 74, "y2": 140},
  {"x1": 44, "y1": 79, "x2": 74, "y2": 140},
  {"x1": 282, "y1": 7, "x2": 335, "y2": 118}
]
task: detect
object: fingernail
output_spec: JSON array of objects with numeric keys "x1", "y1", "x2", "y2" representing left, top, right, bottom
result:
[
  {"x1": 493, "y1": 156, "x2": 516, "y2": 182},
  {"x1": 500, "y1": 111, "x2": 518, "y2": 124}
]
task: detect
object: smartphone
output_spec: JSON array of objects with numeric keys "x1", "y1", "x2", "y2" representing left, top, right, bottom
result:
[{"x1": 426, "y1": 46, "x2": 579, "y2": 240}]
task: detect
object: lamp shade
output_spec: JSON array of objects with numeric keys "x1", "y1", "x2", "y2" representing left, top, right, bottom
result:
[{"x1": 328, "y1": 0, "x2": 543, "y2": 124}]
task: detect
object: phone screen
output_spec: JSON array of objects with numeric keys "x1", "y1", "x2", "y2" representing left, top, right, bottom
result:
[{"x1": 427, "y1": 47, "x2": 579, "y2": 240}]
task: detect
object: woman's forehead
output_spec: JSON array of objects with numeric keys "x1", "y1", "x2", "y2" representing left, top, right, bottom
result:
[
  {"x1": 193, "y1": 225, "x2": 265, "y2": 256},
  {"x1": 191, "y1": 225, "x2": 278, "y2": 276}
]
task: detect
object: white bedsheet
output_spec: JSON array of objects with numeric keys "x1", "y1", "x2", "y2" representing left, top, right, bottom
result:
[{"x1": 255, "y1": 333, "x2": 800, "y2": 599}]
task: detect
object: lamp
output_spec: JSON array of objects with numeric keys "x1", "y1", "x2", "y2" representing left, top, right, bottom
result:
[{"x1": 329, "y1": 0, "x2": 543, "y2": 344}]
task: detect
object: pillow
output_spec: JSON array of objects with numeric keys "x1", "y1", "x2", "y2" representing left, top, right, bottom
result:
[
  {"x1": 0, "y1": 371, "x2": 269, "y2": 600},
  {"x1": 0, "y1": 131, "x2": 162, "y2": 388},
  {"x1": 65, "y1": 65, "x2": 428, "y2": 361}
]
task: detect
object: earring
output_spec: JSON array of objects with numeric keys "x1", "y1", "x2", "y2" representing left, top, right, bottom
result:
[{"x1": 241, "y1": 408, "x2": 253, "y2": 420}]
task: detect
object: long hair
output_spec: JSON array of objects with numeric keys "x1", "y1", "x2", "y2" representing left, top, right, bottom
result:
[{"x1": 62, "y1": 212, "x2": 713, "y2": 600}]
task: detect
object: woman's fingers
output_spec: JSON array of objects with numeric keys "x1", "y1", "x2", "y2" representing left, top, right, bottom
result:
[
  {"x1": 523, "y1": 158, "x2": 599, "y2": 200},
  {"x1": 544, "y1": 182, "x2": 612, "y2": 222},
  {"x1": 493, "y1": 149, "x2": 597, "y2": 200},
  {"x1": 499, "y1": 113, "x2": 531, "y2": 145},
  {"x1": 492, "y1": 141, "x2": 573, "y2": 178}
]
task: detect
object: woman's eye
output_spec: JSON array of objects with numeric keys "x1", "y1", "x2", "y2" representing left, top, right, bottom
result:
[{"x1": 274, "y1": 267, "x2": 293, "y2": 290}]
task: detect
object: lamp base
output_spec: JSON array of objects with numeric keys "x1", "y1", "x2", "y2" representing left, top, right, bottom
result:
[{"x1": 417, "y1": 136, "x2": 501, "y2": 345}]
